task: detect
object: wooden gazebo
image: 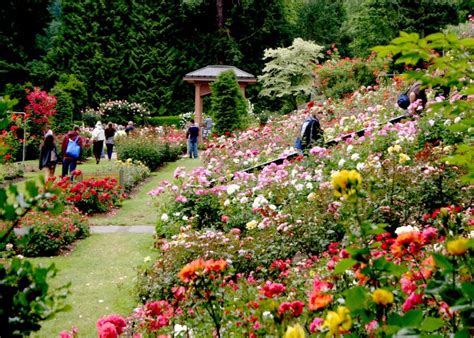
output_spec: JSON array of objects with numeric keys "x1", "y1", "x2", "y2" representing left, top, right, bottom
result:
[{"x1": 183, "y1": 65, "x2": 256, "y2": 128}]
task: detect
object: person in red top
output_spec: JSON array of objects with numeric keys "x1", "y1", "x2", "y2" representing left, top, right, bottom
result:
[{"x1": 61, "y1": 126, "x2": 83, "y2": 179}]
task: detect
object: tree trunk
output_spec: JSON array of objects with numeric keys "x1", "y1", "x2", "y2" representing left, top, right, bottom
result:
[{"x1": 216, "y1": 0, "x2": 224, "y2": 30}]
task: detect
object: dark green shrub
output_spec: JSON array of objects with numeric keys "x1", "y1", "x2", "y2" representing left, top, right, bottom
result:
[
  {"x1": 211, "y1": 70, "x2": 248, "y2": 134},
  {"x1": 147, "y1": 116, "x2": 181, "y2": 127},
  {"x1": 50, "y1": 88, "x2": 74, "y2": 134}
]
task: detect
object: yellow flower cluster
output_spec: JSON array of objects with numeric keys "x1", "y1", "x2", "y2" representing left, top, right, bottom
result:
[
  {"x1": 283, "y1": 323, "x2": 306, "y2": 338},
  {"x1": 246, "y1": 220, "x2": 258, "y2": 230},
  {"x1": 371, "y1": 289, "x2": 394, "y2": 306},
  {"x1": 447, "y1": 237, "x2": 470, "y2": 256},
  {"x1": 398, "y1": 153, "x2": 411, "y2": 164},
  {"x1": 388, "y1": 144, "x2": 402, "y2": 154},
  {"x1": 322, "y1": 306, "x2": 352, "y2": 337},
  {"x1": 331, "y1": 170, "x2": 362, "y2": 199}
]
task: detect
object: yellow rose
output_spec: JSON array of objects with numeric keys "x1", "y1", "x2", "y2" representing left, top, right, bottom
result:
[
  {"x1": 372, "y1": 289, "x2": 394, "y2": 306},
  {"x1": 322, "y1": 306, "x2": 351, "y2": 336},
  {"x1": 331, "y1": 170, "x2": 362, "y2": 198},
  {"x1": 283, "y1": 323, "x2": 306, "y2": 338},
  {"x1": 398, "y1": 153, "x2": 410, "y2": 164},
  {"x1": 246, "y1": 220, "x2": 258, "y2": 230},
  {"x1": 447, "y1": 237, "x2": 469, "y2": 256}
]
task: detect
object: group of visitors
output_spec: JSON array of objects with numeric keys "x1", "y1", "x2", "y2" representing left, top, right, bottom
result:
[{"x1": 38, "y1": 121, "x2": 136, "y2": 181}]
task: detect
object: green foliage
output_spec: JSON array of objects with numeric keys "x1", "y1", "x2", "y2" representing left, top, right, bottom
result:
[
  {"x1": 0, "y1": 175, "x2": 67, "y2": 336},
  {"x1": 295, "y1": 0, "x2": 347, "y2": 52},
  {"x1": 0, "y1": 258, "x2": 69, "y2": 336},
  {"x1": 51, "y1": 74, "x2": 88, "y2": 121},
  {"x1": 147, "y1": 116, "x2": 181, "y2": 127},
  {"x1": 258, "y1": 38, "x2": 324, "y2": 110},
  {"x1": 50, "y1": 87, "x2": 73, "y2": 134},
  {"x1": 345, "y1": 0, "x2": 464, "y2": 57},
  {"x1": 373, "y1": 31, "x2": 473, "y2": 183},
  {"x1": 0, "y1": 0, "x2": 51, "y2": 87},
  {"x1": 210, "y1": 70, "x2": 248, "y2": 134}
]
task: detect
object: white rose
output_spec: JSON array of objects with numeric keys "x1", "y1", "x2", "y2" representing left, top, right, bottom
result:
[{"x1": 161, "y1": 213, "x2": 169, "y2": 222}]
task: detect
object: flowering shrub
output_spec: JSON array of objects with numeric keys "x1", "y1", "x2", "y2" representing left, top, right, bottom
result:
[
  {"x1": 0, "y1": 162, "x2": 24, "y2": 183},
  {"x1": 53, "y1": 175, "x2": 123, "y2": 214},
  {"x1": 314, "y1": 50, "x2": 383, "y2": 99},
  {"x1": 5, "y1": 87, "x2": 57, "y2": 161},
  {"x1": 14, "y1": 206, "x2": 89, "y2": 257},
  {"x1": 83, "y1": 100, "x2": 151, "y2": 126},
  {"x1": 115, "y1": 128, "x2": 185, "y2": 170},
  {"x1": 113, "y1": 159, "x2": 150, "y2": 193}
]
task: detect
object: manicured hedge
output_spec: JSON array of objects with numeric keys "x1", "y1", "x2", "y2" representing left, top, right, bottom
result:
[{"x1": 147, "y1": 116, "x2": 181, "y2": 127}]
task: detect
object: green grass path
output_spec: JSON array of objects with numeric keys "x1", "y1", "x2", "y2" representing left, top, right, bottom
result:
[
  {"x1": 29, "y1": 158, "x2": 201, "y2": 337},
  {"x1": 31, "y1": 233, "x2": 155, "y2": 337},
  {"x1": 90, "y1": 158, "x2": 201, "y2": 226}
]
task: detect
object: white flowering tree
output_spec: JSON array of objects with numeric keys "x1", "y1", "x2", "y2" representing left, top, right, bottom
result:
[{"x1": 258, "y1": 38, "x2": 324, "y2": 111}]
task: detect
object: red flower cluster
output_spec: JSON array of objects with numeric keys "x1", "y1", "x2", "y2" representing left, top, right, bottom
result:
[
  {"x1": 54, "y1": 176, "x2": 122, "y2": 214},
  {"x1": 260, "y1": 281, "x2": 286, "y2": 298},
  {"x1": 278, "y1": 301, "x2": 304, "y2": 318},
  {"x1": 144, "y1": 300, "x2": 174, "y2": 331},
  {"x1": 96, "y1": 314, "x2": 126, "y2": 338}
]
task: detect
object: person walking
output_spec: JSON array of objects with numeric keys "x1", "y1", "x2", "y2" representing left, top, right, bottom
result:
[
  {"x1": 186, "y1": 119, "x2": 200, "y2": 159},
  {"x1": 104, "y1": 122, "x2": 116, "y2": 160},
  {"x1": 39, "y1": 130, "x2": 58, "y2": 181},
  {"x1": 203, "y1": 116, "x2": 213, "y2": 139},
  {"x1": 62, "y1": 126, "x2": 83, "y2": 179},
  {"x1": 295, "y1": 110, "x2": 324, "y2": 152},
  {"x1": 92, "y1": 121, "x2": 105, "y2": 164},
  {"x1": 125, "y1": 121, "x2": 135, "y2": 135}
]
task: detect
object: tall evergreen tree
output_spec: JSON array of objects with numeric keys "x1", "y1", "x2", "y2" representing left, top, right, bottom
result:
[{"x1": 210, "y1": 70, "x2": 248, "y2": 134}]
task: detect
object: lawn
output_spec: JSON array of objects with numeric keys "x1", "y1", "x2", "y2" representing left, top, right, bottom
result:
[
  {"x1": 31, "y1": 233, "x2": 156, "y2": 337},
  {"x1": 89, "y1": 158, "x2": 202, "y2": 226}
]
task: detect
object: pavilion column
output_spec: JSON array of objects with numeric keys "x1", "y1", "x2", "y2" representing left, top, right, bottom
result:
[
  {"x1": 239, "y1": 84, "x2": 246, "y2": 98},
  {"x1": 194, "y1": 83, "x2": 203, "y2": 127},
  {"x1": 194, "y1": 83, "x2": 203, "y2": 142}
]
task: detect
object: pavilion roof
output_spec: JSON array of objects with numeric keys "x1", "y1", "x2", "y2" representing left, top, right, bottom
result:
[{"x1": 183, "y1": 65, "x2": 256, "y2": 83}]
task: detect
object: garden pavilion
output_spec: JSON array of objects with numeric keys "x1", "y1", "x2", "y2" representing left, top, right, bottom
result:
[{"x1": 183, "y1": 65, "x2": 256, "y2": 129}]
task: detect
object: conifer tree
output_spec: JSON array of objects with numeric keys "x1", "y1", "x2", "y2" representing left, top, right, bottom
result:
[{"x1": 210, "y1": 70, "x2": 247, "y2": 135}]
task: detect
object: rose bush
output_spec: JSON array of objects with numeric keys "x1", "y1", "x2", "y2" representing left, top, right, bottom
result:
[{"x1": 14, "y1": 206, "x2": 90, "y2": 257}]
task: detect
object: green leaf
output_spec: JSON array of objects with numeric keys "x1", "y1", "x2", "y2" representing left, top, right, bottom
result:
[
  {"x1": 461, "y1": 282, "x2": 474, "y2": 300},
  {"x1": 420, "y1": 317, "x2": 445, "y2": 332},
  {"x1": 454, "y1": 330, "x2": 470, "y2": 338},
  {"x1": 346, "y1": 247, "x2": 370, "y2": 262},
  {"x1": 400, "y1": 310, "x2": 423, "y2": 328},
  {"x1": 343, "y1": 286, "x2": 368, "y2": 311},
  {"x1": 334, "y1": 258, "x2": 357, "y2": 274},
  {"x1": 432, "y1": 253, "x2": 453, "y2": 272}
]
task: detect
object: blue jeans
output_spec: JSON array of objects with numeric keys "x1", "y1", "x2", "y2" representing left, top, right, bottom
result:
[
  {"x1": 62, "y1": 158, "x2": 77, "y2": 180},
  {"x1": 188, "y1": 140, "x2": 198, "y2": 159}
]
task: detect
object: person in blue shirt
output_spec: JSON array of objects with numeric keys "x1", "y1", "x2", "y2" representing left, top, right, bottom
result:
[{"x1": 186, "y1": 119, "x2": 200, "y2": 159}]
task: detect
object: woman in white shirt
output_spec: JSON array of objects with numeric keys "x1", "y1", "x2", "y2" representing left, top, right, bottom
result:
[{"x1": 91, "y1": 121, "x2": 106, "y2": 164}]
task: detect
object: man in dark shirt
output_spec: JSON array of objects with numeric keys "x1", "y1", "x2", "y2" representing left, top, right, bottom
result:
[{"x1": 186, "y1": 119, "x2": 200, "y2": 159}]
